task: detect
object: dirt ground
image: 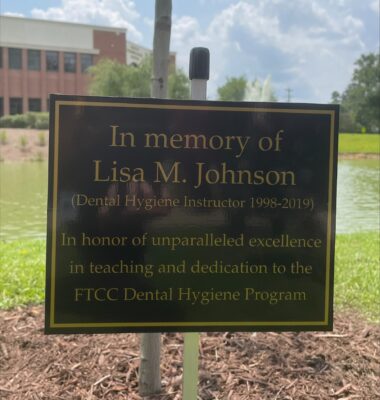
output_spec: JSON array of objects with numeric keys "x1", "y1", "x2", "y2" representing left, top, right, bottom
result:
[
  {"x1": 0, "y1": 305, "x2": 379, "y2": 400},
  {"x1": 0, "y1": 129, "x2": 379, "y2": 162},
  {"x1": 0, "y1": 129, "x2": 49, "y2": 162}
]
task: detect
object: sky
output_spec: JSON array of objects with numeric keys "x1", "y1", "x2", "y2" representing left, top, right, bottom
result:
[{"x1": 1, "y1": 0, "x2": 379, "y2": 102}]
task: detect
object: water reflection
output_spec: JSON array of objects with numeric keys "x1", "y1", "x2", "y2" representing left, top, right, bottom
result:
[
  {"x1": 336, "y1": 159, "x2": 379, "y2": 234},
  {"x1": 0, "y1": 159, "x2": 379, "y2": 240},
  {"x1": 0, "y1": 162, "x2": 48, "y2": 240}
]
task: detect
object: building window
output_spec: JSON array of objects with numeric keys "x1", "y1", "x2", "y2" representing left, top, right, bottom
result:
[
  {"x1": 10, "y1": 98, "x2": 23, "y2": 115},
  {"x1": 9, "y1": 48, "x2": 22, "y2": 69},
  {"x1": 0, "y1": 98, "x2": 3, "y2": 117},
  {"x1": 80, "y1": 54, "x2": 93, "y2": 72},
  {"x1": 46, "y1": 51, "x2": 59, "y2": 71},
  {"x1": 64, "y1": 52, "x2": 76, "y2": 73},
  {"x1": 28, "y1": 50, "x2": 41, "y2": 70},
  {"x1": 28, "y1": 98, "x2": 41, "y2": 112}
]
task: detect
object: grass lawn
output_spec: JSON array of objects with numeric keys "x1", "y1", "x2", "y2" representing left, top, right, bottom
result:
[
  {"x1": 0, "y1": 240, "x2": 45, "y2": 309},
  {"x1": 1, "y1": 232, "x2": 379, "y2": 322},
  {"x1": 335, "y1": 231, "x2": 379, "y2": 322},
  {"x1": 339, "y1": 133, "x2": 380, "y2": 154}
]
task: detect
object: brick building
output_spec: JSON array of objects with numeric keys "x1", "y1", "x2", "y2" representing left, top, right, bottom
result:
[{"x1": 0, "y1": 15, "x2": 127, "y2": 116}]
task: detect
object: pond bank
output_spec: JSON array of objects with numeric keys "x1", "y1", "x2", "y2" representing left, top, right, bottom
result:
[
  {"x1": 0, "y1": 129, "x2": 49, "y2": 162},
  {"x1": 339, "y1": 153, "x2": 379, "y2": 159}
]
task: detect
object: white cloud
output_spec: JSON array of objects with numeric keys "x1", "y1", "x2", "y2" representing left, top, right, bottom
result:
[
  {"x1": 171, "y1": 0, "x2": 367, "y2": 102},
  {"x1": 343, "y1": 15, "x2": 364, "y2": 31},
  {"x1": 143, "y1": 17, "x2": 154, "y2": 28},
  {"x1": 171, "y1": 16, "x2": 209, "y2": 73},
  {"x1": 370, "y1": 0, "x2": 379, "y2": 13},
  {"x1": 3, "y1": 12, "x2": 25, "y2": 17},
  {"x1": 31, "y1": 0, "x2": 143, "y2": 41},
  {"x1": 21, "y1": 0, "x2": 373, "y2": 102}
]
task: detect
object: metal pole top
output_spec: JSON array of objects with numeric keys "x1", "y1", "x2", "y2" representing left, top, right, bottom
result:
[{"x1": 189, "y1": 47, "x2": 210, "y2": 80}]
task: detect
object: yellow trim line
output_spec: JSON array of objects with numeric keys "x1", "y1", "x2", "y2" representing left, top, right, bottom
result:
[{"x1": 49, "y1": 100, "x2": 336, "y2": 329}]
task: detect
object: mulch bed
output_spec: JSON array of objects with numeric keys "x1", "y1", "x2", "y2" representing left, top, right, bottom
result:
[
  {"x1": 0, "y1": 129, "x2": 49, "y2": 162},
  {"x1": 0, "y1": 306, "x2": 379, "y2": 399}
]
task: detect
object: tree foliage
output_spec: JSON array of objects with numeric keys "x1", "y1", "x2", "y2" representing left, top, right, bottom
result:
[
  {"x1": 245, "y1": 78, "x2": 277, "y2": 102},
  {"x1": 168, "y1": 68, "x2": 190, "y2": 100},
  {"x1": 88, "y1": 57, "x2": 189, "y2": 99},
  {"x1": 217, "y1": 75, "x2": 277, "y2": 102},
  {"x1": 217, "y1": 76, "x2": 247, "y2": 101},
  {"x1": 332, "y1": 53, "x2": 380, "y2": 133}
]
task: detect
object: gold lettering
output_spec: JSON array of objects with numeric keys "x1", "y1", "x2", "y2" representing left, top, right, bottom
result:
[
  {"x1": 93, "y1": 160, "x2": 109, "y2": 182},
  {"x1": 145, "y1": 133, "x2": 168, "y2": 148},
  {"x1": 109, "y1": 125, "x2": 135, "y2": 148},
  {"x1": 194, "y1": 162, "x2": 296, "y2": 189},
  {"x1": 154, "y1": 161, "x2": 182, "y2": 183},
  {"x1": 74, "y1": 288, "x2": 119, "y2": 302},
  {"x1": 244, "y1": 288, "x2": 307, "y2": 304}
]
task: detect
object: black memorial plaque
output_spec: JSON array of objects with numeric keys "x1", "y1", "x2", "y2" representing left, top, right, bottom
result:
[{"x1": 45, "y1": 95, "x2": 339, "y2": 333}]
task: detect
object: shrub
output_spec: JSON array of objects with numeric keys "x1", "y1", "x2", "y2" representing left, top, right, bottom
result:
[
  {"x1": 0, "y1": 112, "x2": 49, "y2": 129},
  {"x1": 37, "y1": 132, "x2": 46, "y2": 147},
  {"x1": 33, "y1": 113, "x2": 49, "y2": 129},
  {"x1": 34, "y1": 116, "x2": 49, "y2": 129},
  {"x1": 19, "y1": 135, "x2": 28, "y2": 151},
  {"x1": 0, "y1": 114, "x2": 28, "y2": 128},
  {"x1": 0, "y1": 115, "x2": 16, "y2": 128},
  {"x1": 25, "y1": 113, "x2": 38, "y2": 127},
  {"x1": 0, "y1": 130, "x2": 8, "y2": 145}
]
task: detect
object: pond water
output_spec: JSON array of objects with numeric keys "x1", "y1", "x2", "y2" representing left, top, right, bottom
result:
[
  {"x1": 0, "y1": 159, "x2": 379, "y2": 241},
  {"x1": 0, "y1": 162, "x2": 48, "y2": 240},
  {"x1": 336, "y1": 159, "x2": 379, "y2": 234}
]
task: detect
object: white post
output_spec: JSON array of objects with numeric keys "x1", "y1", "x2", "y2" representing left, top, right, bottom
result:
[
  {"x1": 183, "y1": 47, "x2": 210, "y2": 400},
  {"x1": 139, "y1": 1, "x2": 172, "y2": 396},
  {"x1": 191, "y1": 79, "x2": 207, "y2": 100}
]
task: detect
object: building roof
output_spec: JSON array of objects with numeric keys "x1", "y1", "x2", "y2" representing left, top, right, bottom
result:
[{"x1": 0, "y1": 15, "x2": 127, "y2": 53}]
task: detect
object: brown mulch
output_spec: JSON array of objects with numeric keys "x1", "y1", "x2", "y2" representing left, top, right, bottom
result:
[{"x1": 0, "y1": 306, "x2": 379, "y2": 399}]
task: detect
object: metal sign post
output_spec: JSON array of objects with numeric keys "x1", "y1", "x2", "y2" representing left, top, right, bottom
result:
[{"x1": 183, "y1": 47, "x2": 210, "y2": 400}]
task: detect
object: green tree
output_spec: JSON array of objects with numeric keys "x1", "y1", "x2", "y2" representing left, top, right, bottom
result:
[
  {"x1": 330, "y1": 90, "x2": 358, "y2": 132},
  {"x1": 88, "y1": 59, "x2": 131, "y2": 97},
  {"x1": 89, "y1": 56, "x2": 189, "y2": 99},
  {"x1": 217, "y1": 76, "x2": 247, "y2": 101},
  {"x1": 217, "y1": 75, "x2": 277, "y2": 101},
  {"x1": 168, "y1": 68, "x2": 190, "y2": 99},
  {"x1": 332, "y1": 53, "x2": 380, "y2": 133},
  {"x1": 123, "y1": 56, "x2": 152, "y2": 97},
  {"x1": 330, "y1": 91, "x2": 341, "y2": 104}
]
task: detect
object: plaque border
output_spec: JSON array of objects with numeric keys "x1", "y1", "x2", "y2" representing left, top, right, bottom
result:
[{"x1": 46, "y1": 97, "x2": 338, "y2": 331}]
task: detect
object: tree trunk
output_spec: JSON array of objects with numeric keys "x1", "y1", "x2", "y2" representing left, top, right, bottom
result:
[
  {"x1": 139, "y1": 0, "x2": 172, "y2": 396},
  {"x1": 151, "y1": 0, "x2": 172, "y2": 98}
]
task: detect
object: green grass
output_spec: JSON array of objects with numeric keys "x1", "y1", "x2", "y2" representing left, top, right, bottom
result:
[
  {"x1": 335, "y1": 232, "x2": 380, "y2": 322},
  {"x1": 0, "y1": 240, "x2": 46, "y2": 309},
  {"x1": 339, "y1": 133, "x2": 380, "y2": 154},
  {"x1": 1, "y1": 233, "x2": 379, "y2": 322}
]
